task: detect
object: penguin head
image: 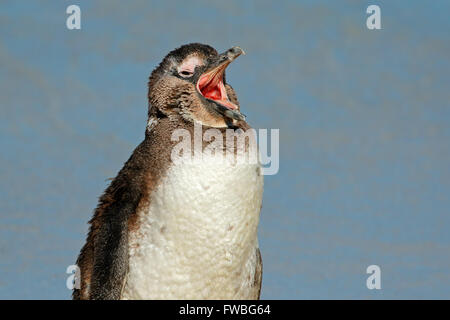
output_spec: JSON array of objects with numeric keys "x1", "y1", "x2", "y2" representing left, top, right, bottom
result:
[{"x1": 148, "y1": 43, "x2": 246, "y2": 128}]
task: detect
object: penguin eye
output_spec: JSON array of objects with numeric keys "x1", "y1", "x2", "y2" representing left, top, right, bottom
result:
[
  {"x1": 177, "y1": 56, "x2": 203, "y2": 78},
  {"x1": 179, "y1": 70, "x2": 193, "y2": 78}
]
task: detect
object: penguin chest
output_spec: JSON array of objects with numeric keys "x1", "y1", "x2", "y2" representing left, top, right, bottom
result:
[{"x1": 122, "y1": 155, "x2": 264, "y2": 299}]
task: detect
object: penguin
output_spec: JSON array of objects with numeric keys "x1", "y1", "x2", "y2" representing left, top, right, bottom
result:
[{"x1": 73, "y1": 43, "x2": 264, "y2": 300}]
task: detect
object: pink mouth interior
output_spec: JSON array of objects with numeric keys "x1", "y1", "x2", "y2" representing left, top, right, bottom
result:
[{"x1": 197, "y1": 70, "x2": 238, "y2": 110}]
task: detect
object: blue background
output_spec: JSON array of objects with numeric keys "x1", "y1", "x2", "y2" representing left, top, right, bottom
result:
[{"x1": 1, "y1": 0, "x2": 449, "y2": 299}]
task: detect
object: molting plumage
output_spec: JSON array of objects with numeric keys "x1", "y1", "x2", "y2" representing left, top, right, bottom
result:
[{"x1": 73, "y1": 43, "x2": 263, "y2": 300}]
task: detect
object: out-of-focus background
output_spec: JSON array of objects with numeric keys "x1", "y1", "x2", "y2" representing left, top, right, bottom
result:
[{"x1": 1, "y1": 0, "x2": 449, "y2": 299}]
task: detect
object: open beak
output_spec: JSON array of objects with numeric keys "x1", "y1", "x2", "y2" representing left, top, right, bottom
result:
[{"x1": 197, "y1": 47, "x2": 245, "y2": 120}]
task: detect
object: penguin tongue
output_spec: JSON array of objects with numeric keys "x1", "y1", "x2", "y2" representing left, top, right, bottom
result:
[{"x1": 197, "y1": 71, "x2": 238, "y2": 110}]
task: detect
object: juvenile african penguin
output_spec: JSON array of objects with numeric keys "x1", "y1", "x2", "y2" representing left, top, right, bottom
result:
[{"x1": 73, "y1": 43, "x2": 264, "y2": 300}]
